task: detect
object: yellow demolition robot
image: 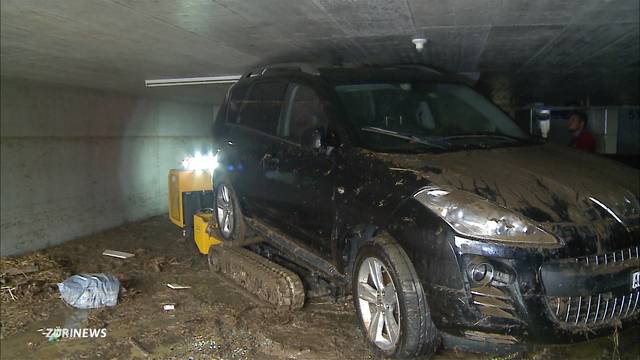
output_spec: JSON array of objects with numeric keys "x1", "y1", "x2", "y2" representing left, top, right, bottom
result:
[
  {"x1": 169, "y1": 154, "x2": 306, "y2": 310},
  {"x1": 168, "y1": 153, "x2": 222, "y2": 254}
]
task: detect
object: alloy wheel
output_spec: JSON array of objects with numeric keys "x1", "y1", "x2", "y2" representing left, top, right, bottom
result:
[
  {"x1": 356, "y1": 257, "x2": 401, "y2": 350},
  {"x1": 216, "y1": 184, "x2": 234, "y2": 237}
]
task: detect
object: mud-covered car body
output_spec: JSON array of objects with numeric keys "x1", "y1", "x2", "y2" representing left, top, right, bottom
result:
[{"x1": 212, "y1": 65, "x2": 640, "y2": 350}]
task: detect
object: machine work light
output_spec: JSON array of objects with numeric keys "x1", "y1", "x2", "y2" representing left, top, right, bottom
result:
[{"x1": 182, "y1": 152, "x2": 218, "y2": 172}]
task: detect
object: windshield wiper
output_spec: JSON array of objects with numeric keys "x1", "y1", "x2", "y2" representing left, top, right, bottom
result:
[
  {"x1": 361, "y1": 127, "x2": 450, "y2": 150},
  {"x1": 444, "y1": 132, "x2": 528, "y2": 143}
]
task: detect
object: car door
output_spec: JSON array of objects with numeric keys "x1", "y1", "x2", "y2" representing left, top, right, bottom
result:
[
  {"x1": 268, "y1": 82, "x2": 337, "y2": 261},
  {"x1": 225, "y1": 80, "x2": 289, "y2": 220}
]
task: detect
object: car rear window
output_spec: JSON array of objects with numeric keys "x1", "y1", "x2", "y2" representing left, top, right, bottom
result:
[{"x1": 238, "y1": 81, "x2": 288, "y2": 135}]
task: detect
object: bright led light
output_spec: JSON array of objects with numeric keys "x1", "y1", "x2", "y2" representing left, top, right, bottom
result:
[{"x1": 182, "y1": 152, "x2": 218, "y2": 172}]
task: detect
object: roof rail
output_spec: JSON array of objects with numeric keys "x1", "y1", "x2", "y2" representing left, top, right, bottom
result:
[{"x1": 242, "y1": 62, "x2": 322, "y2": 78}]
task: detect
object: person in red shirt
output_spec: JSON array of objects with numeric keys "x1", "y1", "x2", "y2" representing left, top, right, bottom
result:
[{"x1": 567, "y1": 111, "x2": 596, "y2": 152}]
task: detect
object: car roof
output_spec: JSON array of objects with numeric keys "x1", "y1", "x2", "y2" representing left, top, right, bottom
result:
[
  {"x1": 318, "y1": 65, "x2": 450, "y2": 84},
  {"x1": 234, "y1": 64, "x2": 469, "y2": 90}
]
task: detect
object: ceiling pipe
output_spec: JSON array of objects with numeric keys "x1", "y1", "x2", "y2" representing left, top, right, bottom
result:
[{"x1": 144, "y1": 75, "x2": 242, "y2": 87}]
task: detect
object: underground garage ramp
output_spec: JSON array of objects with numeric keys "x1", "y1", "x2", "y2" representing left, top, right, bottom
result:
[{"x1": 1, "y1": 1, "x2": 639, "y2": 359}]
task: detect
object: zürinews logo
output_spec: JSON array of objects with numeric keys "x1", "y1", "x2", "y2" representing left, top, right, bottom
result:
[{"x1": 38, "y1": 327, "x2": 107, "y2": 341}]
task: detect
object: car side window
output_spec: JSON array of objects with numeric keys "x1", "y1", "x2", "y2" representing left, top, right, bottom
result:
[
  {"x1": 280, "y1": 84, "x2": 328, "y2": 143},
  {"x1": 238, "y1": 81, "x2": 288, "y2": 135},
  {"x1": 226, "y1": 85, "x2": 248, "y2": 124}
]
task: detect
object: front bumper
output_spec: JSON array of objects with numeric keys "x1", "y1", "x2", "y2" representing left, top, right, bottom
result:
[{"x1": 440, "y1": 236, "x2": 640, "y2": 346}]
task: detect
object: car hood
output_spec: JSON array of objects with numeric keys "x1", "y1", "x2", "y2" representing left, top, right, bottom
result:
[
  {"x1": 373, "y1": 144, "x2": 640, "y2": 226},
  {"x1": 370, "y1": 143, "x2": 640, "y2": 255}
]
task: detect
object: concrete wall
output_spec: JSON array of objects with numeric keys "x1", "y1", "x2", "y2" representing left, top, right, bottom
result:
[{"x1": 1, "y1": 78, "x2": 217, "y2": 256}]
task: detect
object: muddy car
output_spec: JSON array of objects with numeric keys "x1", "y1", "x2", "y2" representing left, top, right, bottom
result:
[{"x1": 211, "y1": 64, "x2": 640, "y2": 358}]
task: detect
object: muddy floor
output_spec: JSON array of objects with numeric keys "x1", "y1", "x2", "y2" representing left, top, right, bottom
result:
[{"x1": 1, "y1": 216, "x2": 638, "y2": 360}]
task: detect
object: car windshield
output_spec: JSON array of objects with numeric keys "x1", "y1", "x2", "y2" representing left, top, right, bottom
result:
[{"x1": 335, "y1": 83, "x2": 530, "y2": 153}]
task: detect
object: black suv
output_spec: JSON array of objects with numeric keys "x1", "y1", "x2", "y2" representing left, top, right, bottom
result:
[{"x1": 212, "y1": 64, "x2": 639, "y2": 358}]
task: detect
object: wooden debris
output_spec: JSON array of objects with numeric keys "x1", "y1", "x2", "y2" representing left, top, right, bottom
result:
[
  {"x1": 149, "y1": 258, "x2": 163, "y2": 272},
  {"x1": 166, "y1": 283, "x2": 191, "y2": 290},
  {"x1": 1, "y1": 265, "x2": 39, "y2": 277},
  {"x1": 102, "y1": 250, "x2": 135, "y2": 259},
  {"x1": 1, "y1": 286, "x2": 17, "y2": 301},
  {"x1": 0, "y1": 252, "x2": 67, "y2": 302},
  {"x1": 128, "y1": 337, "x2": 151, "y2": 357},
  {"x1": 147, "y1": 256, "x2": 178, "y2": 272}
]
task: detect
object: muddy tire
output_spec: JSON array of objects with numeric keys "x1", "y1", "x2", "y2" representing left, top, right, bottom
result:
[
  {"x1": 353, "y1": 234, "x2": 438, "y2": 359},
  {"x1": 214, "y1": 180, "x2": 246, "y2": 244}
]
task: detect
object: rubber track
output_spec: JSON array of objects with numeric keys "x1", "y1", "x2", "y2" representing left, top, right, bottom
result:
[{"x1": 209, "y1": 246, "x2": 305, "y2": 310}]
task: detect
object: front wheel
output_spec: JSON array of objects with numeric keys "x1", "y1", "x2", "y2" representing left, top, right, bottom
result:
[{"x1": 353, "y1": 234, "x2": 438, "y2": 359}]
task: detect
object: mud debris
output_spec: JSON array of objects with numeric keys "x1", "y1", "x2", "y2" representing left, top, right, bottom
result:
[{"x1": 0, "y1": 216, "x2": 637, "y2": 359}]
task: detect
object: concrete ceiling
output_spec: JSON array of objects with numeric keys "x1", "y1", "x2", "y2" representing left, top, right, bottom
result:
[{"x1": 1, "y1": 0, "x2": 638, "y2": 106}]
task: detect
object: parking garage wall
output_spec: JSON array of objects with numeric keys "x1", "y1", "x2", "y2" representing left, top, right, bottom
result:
[{"x1": 0, "y1": 78, "x2": 216, "y2": 256}]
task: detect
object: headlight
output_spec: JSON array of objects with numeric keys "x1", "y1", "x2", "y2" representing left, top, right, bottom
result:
[
  {"x1": 414, "y1": 186, "x2": 558, "y2": 246},
  {"x1": 182, "y1": 152, "x2": 218, "y2": 172}
]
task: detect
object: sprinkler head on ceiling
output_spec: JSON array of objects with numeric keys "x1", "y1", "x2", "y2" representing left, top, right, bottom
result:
[{"x1": 412, "y1": 37, "x2": 427, "y2": 52}]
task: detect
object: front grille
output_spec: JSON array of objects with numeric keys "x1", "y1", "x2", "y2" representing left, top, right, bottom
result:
[
  {"x1": 574, "y1": 245, "x2": 639, "y2": 266},
  {"x1": 547, "y1": 291, "x2": 639, "y2": 327}
]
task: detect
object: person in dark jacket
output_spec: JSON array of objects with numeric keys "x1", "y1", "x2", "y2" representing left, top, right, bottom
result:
[{"x1": 567, "y1": 111, "x2": 596, "y2": 152}]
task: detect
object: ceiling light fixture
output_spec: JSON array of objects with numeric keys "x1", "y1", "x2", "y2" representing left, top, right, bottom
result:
[{"x1": 144, "y1": 75, "x2": 242, "y2": 87}]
